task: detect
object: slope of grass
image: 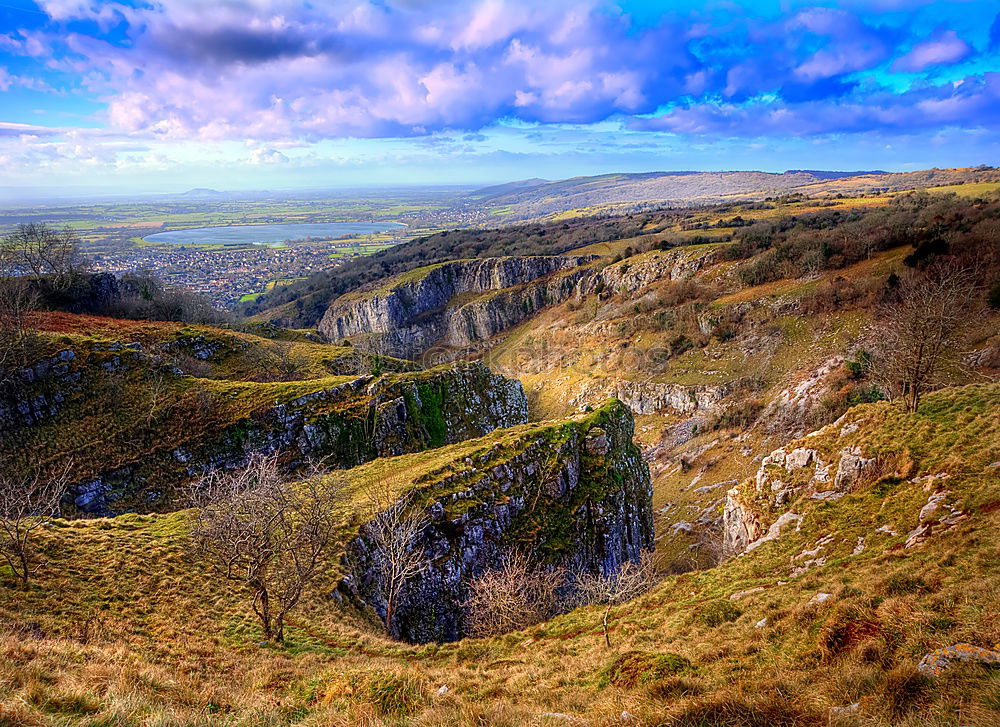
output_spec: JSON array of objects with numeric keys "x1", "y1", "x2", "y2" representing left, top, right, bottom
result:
[{"x1": 3, "y1": 386, "x2": 1000, "y2": 726}]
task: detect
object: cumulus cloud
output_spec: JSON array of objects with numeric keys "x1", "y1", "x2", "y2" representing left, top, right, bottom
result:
[
  {"x1": 631, "y1": 73, "x2": 1000, "y2": 137},
  {"x1": 1, "y1": 0, "x2": 996, "y2": 147},
  {"x1": 249, "y1": 147, "x2": 289, "y2": 164},
  {"x1": 892, "y1": 29, "x2": 971, "y2": 73}
]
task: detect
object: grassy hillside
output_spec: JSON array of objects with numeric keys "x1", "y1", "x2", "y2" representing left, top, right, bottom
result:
[
  {"x1": 3, "y1": 385, "x2": 1000, "y2": 726},
  {"x1": 477, "y1": 191, "x2": 1000, "y2": 569}
]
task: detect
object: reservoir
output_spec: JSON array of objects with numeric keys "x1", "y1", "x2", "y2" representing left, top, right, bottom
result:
[{"x1": 143, "y1": 221, "x2": 404, "y2": 246}]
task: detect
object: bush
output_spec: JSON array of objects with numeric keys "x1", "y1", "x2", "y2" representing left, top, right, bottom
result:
[
  {"x1": 989, "y1": 278, "x2": 1000, "y2": 310},
  {"x1": 598, "y1": 650, "x2": 693, "y2": 688},
  {"x1": 698, "y1": 600, "x2": 742, "y2": 627}
]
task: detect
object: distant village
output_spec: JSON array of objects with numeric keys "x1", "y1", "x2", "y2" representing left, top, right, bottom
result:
[{"x1": 88, "y1": 240, "x2": 393, "y2": 308}]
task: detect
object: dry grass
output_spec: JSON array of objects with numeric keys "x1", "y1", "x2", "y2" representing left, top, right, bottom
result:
[{"x1": 3, "y1": 386, "x2": 1000, "y2": 725}]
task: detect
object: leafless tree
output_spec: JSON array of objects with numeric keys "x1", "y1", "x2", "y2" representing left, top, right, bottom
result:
[
  {"x1": 0, "y1": 236, "x2": 41, "y2": 387},
  {"x1": 1, "y1": 223, "x2": 84, "y2": 289},
  {"x1": 243, "y1": 339, "x2": 310, "y2": 382},
  {"x1": 186, "y1": 454, "x2": 346, "y2": 643},
  {"x1": 0, "y1": 465, "x2": 71, "y2": 586},
  {"x1": 0, "y1": 278, "x2": 38, "y2": 389},
  {"x1": 574, "y1": 551, "x2": 659, "y2": 648},
  {"x1": 867, "y1": 263, "x2": 982, "y2": 412},
  {"x1": 359, "y1": 480, "x2": 429, "y2": 638},
  {"x1": 464, "y1": 551, "x2": 566, "y2": 637}
]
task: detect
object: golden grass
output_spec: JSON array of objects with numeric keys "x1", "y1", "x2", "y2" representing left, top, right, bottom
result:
[{"x1": 3, "y1": 386, "x2": 1000, "y2": 725}]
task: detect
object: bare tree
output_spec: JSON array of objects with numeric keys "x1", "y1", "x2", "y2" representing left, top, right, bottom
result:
[
  {"x1": 464, "y1": 551, "x2": 566, "y2": 637},
  {"x1": 0, "y1": 465, "x2": 70, "y2": 586},
  {"x1": 574, "y1": 552, "x2": 659, "y2": 649},
  {"x1": 0, "y1": 274, "x2": 38, "y2": 389},
  {"x1": 186, "y1": 454, "x2": 346, "y2": 643},
  {"x1": 867, "y1": 263, "x2": 982, "y2": 412},
  {"x1": 1, "y1": 223, "x2": 84, "y2": 289},
  {"x1": 358, "y1": 481, "x2": 429, "y2": 638}
]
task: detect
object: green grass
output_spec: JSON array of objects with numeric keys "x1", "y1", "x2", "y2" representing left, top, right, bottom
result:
[{"x1": 2, "y1": 387, "x2": 1000, "y2": 725}]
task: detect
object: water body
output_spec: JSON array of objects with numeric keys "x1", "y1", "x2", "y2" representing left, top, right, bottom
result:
[{"x1": 143, "y1": 221, "x2": 404, "y2": 246}]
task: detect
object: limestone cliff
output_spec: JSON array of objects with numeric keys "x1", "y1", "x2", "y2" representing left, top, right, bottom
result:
[
  {"x1": 318, "y1": 256, "x2": 596, "y2": 358},
  {"x1": 340, "y1": 399, "x2": 654, "y2": 643},
  {"x1": 3, "y1": 353, "x2": 527, "y2": 516}
]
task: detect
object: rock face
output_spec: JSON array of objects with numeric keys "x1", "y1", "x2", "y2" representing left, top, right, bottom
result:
[
  {"x1": 340, "y1": 400, "x2": 654, "y2": 643},
  {"x1": 318, "y1": 256, "x2": 595, "y2": 358},
  {"x1": 722, "y1": 413, "x2": 892, "y2": 556},
  {"x1": 583, "y1": 246, "x2": 718, "y2": 295},
  {"x1": 61, "y1": 361, "x2": 528, "y2": 516},
  {"x1": 0, "y1": 349, "x2": 80, "y2": 430},
  {"x1": 574, "y1": 379, "x2": 730, "y2": 416}
]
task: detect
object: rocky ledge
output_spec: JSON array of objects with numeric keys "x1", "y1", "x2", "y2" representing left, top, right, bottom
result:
[{"x1": 340, "y1": 399, "x2": 654, "y2": 643}]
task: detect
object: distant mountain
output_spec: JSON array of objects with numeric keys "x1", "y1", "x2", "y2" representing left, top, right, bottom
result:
[{"x1": 179, "y1": 188, "x2": 226, "y2": 198}]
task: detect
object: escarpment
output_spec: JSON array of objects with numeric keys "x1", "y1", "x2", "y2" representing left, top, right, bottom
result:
[
  {"x1": 2, "y1": 350, "x2": 527, "y2": 516},
  {"x1": 340, "y1": 399, "x2": 654, "y2": 643},
  {"x1": 318, "y1": 256, "x2": 597, "y2": 358},
  {"x1": 317, "y1": 247, "x2": 722, "y2": 360}
]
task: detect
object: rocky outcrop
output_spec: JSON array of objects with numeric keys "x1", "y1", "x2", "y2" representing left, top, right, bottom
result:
[
  {"x1": 318, "y1": 256, "x2": 596, "y2": 358},
  {"x1": 917, "y1": 644, "x2": 1000, "y2": 677},
  {"x1": 572, "y1": 379, "x2": 730, "y2": 416},
  {"x1": 722, "y1": 487, "x2": 768, "y2": 555},
  {"x1": 340, "y1": 399, "x2": 654, "y2": 643},
  {"x1": 583, "y1": 246, "x2": 718, "y2": 295},
  {"x1": 0, "y1": 349, "x2": 81, "y2": 429},
  {"x1": 61, "y1": 361, "x2": 528, "y2": 516}
]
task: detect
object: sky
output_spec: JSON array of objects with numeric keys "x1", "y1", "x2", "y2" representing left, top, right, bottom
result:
[{"x1": 0, "y1": 0, "x2": 998, "y2": 195}]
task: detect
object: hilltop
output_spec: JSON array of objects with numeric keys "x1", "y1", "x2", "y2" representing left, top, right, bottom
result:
[{"x1": 467, "y1": 166, "x2": 1000, "y2": 221}]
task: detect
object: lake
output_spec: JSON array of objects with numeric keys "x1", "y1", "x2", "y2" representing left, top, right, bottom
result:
[{"x1": 143, "y1": 221, "x2": 404, "y2": 246}]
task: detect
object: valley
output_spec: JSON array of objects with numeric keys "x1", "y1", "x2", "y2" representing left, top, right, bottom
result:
[{"x1": 2, "y1": 168, "x2": 999, "y2": 725}]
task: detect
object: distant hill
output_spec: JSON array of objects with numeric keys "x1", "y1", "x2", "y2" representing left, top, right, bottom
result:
[
  {"x1": 178, "y1": 187, "x2": 226, "y2": 198},
  {"x1": 474, "y1": 170, "x2": 838, "y2": 219},
  {"x1": 470, "y1": 178, "x2": 549, "y2": 200},
  {"x1": 784, "y1": 169, "x2": 886, "y2": 179},
  {"x1": 472, "y1": 167, "x2": 1000, "y2": 220}
]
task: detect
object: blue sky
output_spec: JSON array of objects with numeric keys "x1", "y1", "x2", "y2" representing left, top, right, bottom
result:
[{"x1": 0, "y1": 0, "x2": 998, "y2": 194}]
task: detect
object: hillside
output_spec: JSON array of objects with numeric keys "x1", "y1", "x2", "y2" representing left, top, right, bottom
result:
[
  {"x1": 247, "y1": 167, "x2": 1000, "y2": 329},
  {"x1": 3, "y1": 385, "x2": 1000, "y2": 725},
  {"x1": 304, "y1": 189, "x2": 1000, "y2": 570},
  {"x1": 1, "y1": 314, "x2": 527, "y2": 514},
  {"x1": 472, "y1": 170, "x2": 831, "y2": 220},
  {"x1": 3, "y1": 183, "x2": 999, "y2": 727}
]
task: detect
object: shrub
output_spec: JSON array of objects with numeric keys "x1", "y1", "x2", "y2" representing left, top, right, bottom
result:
[
  {"x1": 598, "y1": 650, "x2": 693, "y2": 688},
  {"x1": 698, "y1": 600, "x2": 742, "y2": 627},
  {"x1": 990, "y1": 278, "x2": 1000, "y2": 309}
]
